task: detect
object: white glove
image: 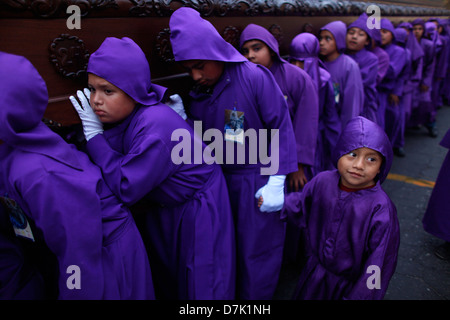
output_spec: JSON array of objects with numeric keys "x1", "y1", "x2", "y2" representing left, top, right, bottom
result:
[
  {"x1": 166, "y1": 94, "x2": 187, "y2": 120},
  {"x1": 69, "y1": 88, "x2": 103, "y2": 141},
  {"x1": 255, "y1": 175, "x2": 286, "y2": 212}
]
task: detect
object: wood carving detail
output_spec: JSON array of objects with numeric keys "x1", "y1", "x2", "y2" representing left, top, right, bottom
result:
[
  {"x1": 156, "y1": 28, "x2": 175, "y2": 63},
  {"x1": 49, "y1": 34, "x2": 90, "y2": 78},
  {"x1": 1, "y1": 0, "x2": 448, "y2": 18}
]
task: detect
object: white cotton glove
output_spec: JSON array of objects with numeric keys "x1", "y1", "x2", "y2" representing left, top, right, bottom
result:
[
  {"x1": 255, "y1": 175, "x2": 286, "y2": 213},
  {"x1": 166, "y1": 94, "x2": 187, "y2": 120},
  {"x1": 69, "y1": 88, "x2": 103, "y2": 141}
]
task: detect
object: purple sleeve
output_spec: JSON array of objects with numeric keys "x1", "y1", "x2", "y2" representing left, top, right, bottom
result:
[
  {"x1": 385, "y1": 47, "x2": 407, "y2": 80},
  {"x1": 361, "y1": 56, "x2": 380, "y2": 110},
  {"x1": 376, "y1": 51, "x2": 390, "y2": 85},
  {"x1": 422, "y1": 43, "x2": 436, "y2": 87},
  {"x1": 343, "y1": 202, "x2": 400, "y2": 300},
  {"x1": 341, "y1": 60, "x2": 364, "y2": 128},
  {"x1": 23, "y1": 173, "x2": 105, "y2": 299},
  {"x1": 281, "y1": 179, "x2": 316, "y2": 228},
  {"x1": 87, "y1": 130, "x2": 176, "y2": 206},
  {"x1": 412, "y1": 57, "x2": 423, "y2": 82},
  {"x1": 254, "y1": 65, "x2": 299, "y2": 175},
  {"x1": 322, "y1": 80, "x2": 341, "y2": 150},
  {"x1": 289, "y1": 72, "x2": 319, "y2": 166}
]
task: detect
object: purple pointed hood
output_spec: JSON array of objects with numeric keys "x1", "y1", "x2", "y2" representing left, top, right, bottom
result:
[
  {"x1": 348, "y1": 13, "x2": 372, "y2": 38},
  {"x1": 332, "y1": 116, "x2": 393, "y2": 183},
  {"x1": 0, "y1": 52, "x2": 81, "y2": 168},
  {"x1": 394, "y1": 27, "x2": 408, "y2": 44},
  {"x1": 412, "y1": 18, "x2": 425, "y2": 28},
  {"x1": 398, "y1": 21, "x2": 424, "y2": 61},
  {"x1": 380, "y1": 19, "x2": 396, "y2": 41},
  {"x1": 169, "y1": 7, "x2": 247, "y2": 63},
  {"x1": 87, "y1": 37, "x2": 167, "y2": 106},
  {"x1": 289, "y1": 32, "x2": 323, "y2": 91},
  {"x1": 239, "y1": 23, "x2": 282, "y2": 61},
  {"x1": 320, "y1": 21, "x2": 347, "y2": 53}
]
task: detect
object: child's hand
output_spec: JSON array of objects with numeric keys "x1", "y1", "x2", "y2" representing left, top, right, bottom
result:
[
  {"x1": 69, "y1": 88, "x2": 104, "y2": 141},
  {"x1": 257, "y1": 196, "x2": 263, "y2": 208}
]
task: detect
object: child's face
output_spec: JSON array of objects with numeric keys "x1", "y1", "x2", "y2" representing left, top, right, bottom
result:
[
  {"x1": 346, "y1": 27, "x2": 370, "y2": 52},
  {"x1": 337, "y1": 147, "x2": 382, "y2": 189},
  {"x1": 380, "y1": 29, "x2": 394, "y2": 46},
  {"x1": 241, "y1": 40, "x2": 274, "y2": 69},
  {"x1": 413, "y1": 25, "x2": 424, "y2": 40},
  {"x1": 88, "y1": 74, "x2": 136, "y2": 124},
  {"x1": 290, "y1": 59, "x2": 304, "y2": 69},
  {"x1": 319, "y1": 30, "x2": 338, "y2": 57},
  {"x1": 181, "y1": 60, "x2": 225, "y2": 88}
]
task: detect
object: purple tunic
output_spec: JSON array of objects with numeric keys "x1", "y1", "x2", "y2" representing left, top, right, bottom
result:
[
  {"x1": 378, "y1": 19, "x2": 406, "y2": 148},
  {"x1": 283, "y1": 117, "x2": 400, "y2": 300},
  {"x1": 85, "y1": 37, "x2": 236, "y2": 300},
  {"x1": 170, "y1": 7, "x2": 298, "y2": 300},
  {"x1": 0, "y1": 52, "x2": 154, "y2": 300},
  {"x1": 320, "y1": 21, "x2": 364, "y2": 129},
  {"x1": 423, "y1": 129, "x2": 450, "y2": 242},
  {"x1": 347, "y1": 13, "x2": 379, "y2": 123},
  {"x1": 240, "y1": 24, "x2": 319, "y2": 180},
  {"x1": 289, "y1": 32, "x2": 341, "y2": 174}
]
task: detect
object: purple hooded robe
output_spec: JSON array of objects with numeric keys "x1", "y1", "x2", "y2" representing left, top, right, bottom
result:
[
  {"x1": 409, "y1": 19, "x2": 437, "y2": 127},
  {"x1": 378, "y1": 19, "x2": 406, "y2": 148},
  {"x1": 423, "y1": 128, "x2": 450, "y2": 242},
  {"x1": 169, "y1": 7, "x2": 298, "y2": 300},
  {"x1": 282, "y1": 116, "x2": 400, "y2": 300},
  {"x1": 289, "y1": 32, "x2": 341, "y2": 175},
  {"x1": 240, "y1": 24, "x2": 319, "y2": 181},
  {"x1": 346, "y1": 13, "x2": 380, "y2": 124},
  {"x1": 320, "y1": 21, "x2": 364, "y2": 130},
  {"x1": 0, "y1": 52, "x2": 154, "y2": 300},
  {"x1": 84, "y1": 37, "x2": 236, "y2": 300}
]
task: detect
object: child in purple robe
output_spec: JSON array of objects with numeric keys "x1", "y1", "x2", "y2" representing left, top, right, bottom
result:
[
  {"x1": 260, "y1": 116, "x2": 400, "y2": 300},
  {"x1": 409, "y1": 19, "x2": 438, "y2": 137},
  {"x1": 288, "y1": 32, "x2": 341, "y2": 175},
  {"x1": 169, "y1": 7, "x2": 298, "y2": 300},
  {"x1": 239, "y1": 23, "x2": 319, "y2": 189},
  {"x1": 319, "y1": 21, "x2": 364, "y2": 130},
  {"x1": 346, "y1": 13, "x2": 379, "y2": 125},
  {"x1": 423, "y1": 128, "x2": 450, "y2": 260},
  {"x1": 0, "y1": 52, "x2": 155, "y2": 300},
  {"x1": 69, "y1": 37, "x2": 236, "y2": 300},
  {"x1": 397, "y1": 22, "x2": 424, "y2": 128},
  {"x1": 379, "y1": 19, "x2": 407, "y2": 156}
]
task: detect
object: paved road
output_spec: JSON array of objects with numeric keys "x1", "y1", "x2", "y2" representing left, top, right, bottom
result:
[{"x1": 274, "y1": 105, "x2": 450, "y2": 300}]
